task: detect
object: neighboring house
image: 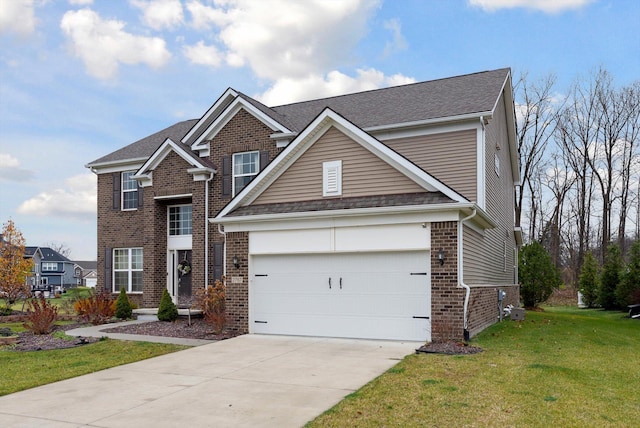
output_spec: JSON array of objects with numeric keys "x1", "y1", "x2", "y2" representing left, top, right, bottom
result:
[
  {"x1": 24, "y1": 246, "x2": 43, "y2": 288},
  {"x1": 27, "y1": 247, "x2": 76, "y2": 291},
  {"x1": 74, "y1": 261, "x2": 98, "y2": 287},
  {"x1": 87, "y1": 68, "x2": 521, "y2": 342}
]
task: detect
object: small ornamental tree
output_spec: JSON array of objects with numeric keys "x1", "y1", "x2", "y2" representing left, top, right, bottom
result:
[
  {"x1": 617, "y1": 240, "x2": 640, "y2": 308},
  {"x1": 0, "y1": 220, "x2": 33, "y2": 313},
  {"x1": 579, "y1": 252, "x2": 599, "y2": 308},
  {"x1": 157, "y1": 289, "x2": 178, "y2": 322},
  {"x1": 114, "y1": 287, "x2": 133, "y2": 319},
  {"x1": 598, "y1": 244, "x2": 622, "y2": 310},
  {"x1": 519, "y1": 241, "x2": 561, "y2": 308}
]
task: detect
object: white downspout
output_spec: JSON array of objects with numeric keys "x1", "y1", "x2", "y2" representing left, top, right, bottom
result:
[
  {"x1": 204, "y1": 173, "x2": 214, "y2": 286},
  {"x1": 459, "y1": 209, "x2": 477, "y2": 341},
  {"x1": 217, "y1": 223, "x2": 226, "y2": 279}
]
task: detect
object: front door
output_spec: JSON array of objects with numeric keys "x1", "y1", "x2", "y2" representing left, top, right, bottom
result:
[{"x1": 168, "y1": 250, "x2": 192, "y2": 306}]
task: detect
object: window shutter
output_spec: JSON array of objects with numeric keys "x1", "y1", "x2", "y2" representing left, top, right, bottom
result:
[
  {"x1": 213, "y1": 242, "x2": 224, "y2": 281},
  {"x1": 137, "y1": 182, "x2": 144, "y2": 208},
  {"x1": 323, "y1": 160, "x2": 342, "y2": 197},
  {"x1": 259, "y1": 151, "x2": 269, "y2": 171},
  {"x1": 112, "y1": 173, "x2": 121, "y2": 210},
  {"x1": 221, "y1": 155, "x2": 231, "y2": 199},
  {"x1": 104, "y1": 247, "x2": 112, "y2": 292}
]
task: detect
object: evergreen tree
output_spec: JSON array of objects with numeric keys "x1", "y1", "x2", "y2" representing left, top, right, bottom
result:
[
  {"x1": 598, "y1": 244, "x2": 622, "y2": 310},
  {"x1": 617, "y1": 240, "x2": 640, "y2": 308},
  {"x1": 157, "y1": 289, "x2": 178, "y2": 321},
  {"x1": 519, "y1": 241, "x2": 562, "y2": 308},
  {"x1": 114, "y1": 287, "x2": 132, "y2": 319},
  {"x1": 579, "y1": 251, "x2": 599, "y2": 308}
]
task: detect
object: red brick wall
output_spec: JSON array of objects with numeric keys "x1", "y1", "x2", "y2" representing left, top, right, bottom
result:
[
  {"x1": 430, "y1": 221, "x2": 464, "y2": 342},
  {"x1": 224, "y1": 231, "x2": 249, "y2": 333},
  {"x1": 467, "y1": 284, "x2": 519, "y2": 337}
]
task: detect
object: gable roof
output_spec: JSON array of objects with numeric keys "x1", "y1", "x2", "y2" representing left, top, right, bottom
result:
[
  {"x1": 74, "y1": 261, "x2": 97, "y2": 270},
  {"x1": 134, "y1": 138, "x2": 216, "y2": 179},
  {"x1": 39, "y1": 247, "x2": 72, "y2": 263},
  {"x1": 88, "y1": 68, "x2": 513, "y2": 173},
  {"x1": 216, "y1": 107, "x2": 468, "y2": 220},
  {"x1": 86, "y1": 119, "x2": 198, "y2": 169}
]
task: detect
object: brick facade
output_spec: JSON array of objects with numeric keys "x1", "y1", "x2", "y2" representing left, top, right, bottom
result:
[
  {"x1": 467, "y1": 284, "x2": 519, "y2": 336},
  {"x1": 224, "y1": 231, "x2": 249, "y2": 334},
  {"x1": 430, "y1": 221, "x2": 464, "y2": 342}
]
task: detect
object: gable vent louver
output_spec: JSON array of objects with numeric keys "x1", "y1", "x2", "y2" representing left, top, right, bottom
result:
[{"x1": 323, "y1": 160, "x2": 342, "y2": 197}]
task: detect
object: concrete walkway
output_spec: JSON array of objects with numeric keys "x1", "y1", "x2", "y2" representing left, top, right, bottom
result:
[
  {"x1": 67, "y1": 320, "x2": 214, "y2": 347},
  {"x1": 0, "y1": 334, "x2": 419, "y2": 427}
]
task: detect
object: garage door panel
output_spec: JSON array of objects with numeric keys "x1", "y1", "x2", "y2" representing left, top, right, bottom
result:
[{"x1": 251, "y1": 251, "x2": 430, "y2": 341}]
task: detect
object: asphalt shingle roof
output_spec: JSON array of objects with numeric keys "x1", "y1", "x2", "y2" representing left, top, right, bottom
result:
[
  {"x1": 226, "y1": 192, "x2": 455, "y2": 217},
  {"x1": 88, "y1": 68, "x2": 509, "y2": 167}
]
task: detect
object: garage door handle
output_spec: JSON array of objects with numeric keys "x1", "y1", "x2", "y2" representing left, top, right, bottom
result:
[
  {"x1": 340, "y1": 277, "x2": 342, "y2": 289},
  {"x1": 410, "y1": 272, "x2": 428, "y2": 275},
  {"x1": 329, "y1": 277, "x2": 332, "y2": 289}
]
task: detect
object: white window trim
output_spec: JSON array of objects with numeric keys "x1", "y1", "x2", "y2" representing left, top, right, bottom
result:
[
  {"x1": 168, "y1": 204, "x2": 193, "y2": 237},
  {"x1": 232, "y1": 151, "x2": 260, "y2": 197},
  {"x1": 121, "y1": 171, "x2": 138, "y2": 211},
  {"x1": 323, "y1": 160, "x2": 342, "y2": 197},
  {"x1": 113, "y1": 248, "x2": 143, "y2": 293},
  {"x1": 42, "y1": 262, "x2": 57, "y2": 271}
]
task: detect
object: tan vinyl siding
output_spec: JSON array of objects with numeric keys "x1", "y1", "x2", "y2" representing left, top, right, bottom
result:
[
  {"x1": 464, "y1": 93, "x2": 517, "y2": 284},
  {"x1": 255, "y1": 126, "x2": 424, "y2": 204},
  {"x1": 385, "y1": 130, "x2": 477, "y2": 201}
]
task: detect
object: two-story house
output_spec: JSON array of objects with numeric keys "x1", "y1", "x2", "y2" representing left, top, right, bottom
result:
[
  {"x1": 87, "y1": 68, "x2": 521, "y2": 342},
  {"x1": 25, "y1": 247, "x2": 76, "y2": 292}
]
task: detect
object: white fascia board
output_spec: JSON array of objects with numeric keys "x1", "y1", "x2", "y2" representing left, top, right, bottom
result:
[
  {"x1": 364, "y1": 111, "x2": 494, "y2": 135},
  {"x1": 85, "y1": 158, "x2": 147, "y2": 175},
  {"x1": 372, "y1": 120, "x2": 480, "y2": 142},
  {"x1": 493, "y1": 70, "x2": 520, "y2": 186},
  {"x1": 183, "y1": 88, "x2": 238, "y2": 146},
  {"x1": 187, "y1": 167, "x2": 216, "y2": 181},
  {"x1": 191, "y1": 97, "x2": 292, "y2": 150},
  {"x1": 214, "y1": 204, "x2": 465, "y2": 233},
  {"x1": 135, "y1": 138, "x2": 208, "y2": 177}
]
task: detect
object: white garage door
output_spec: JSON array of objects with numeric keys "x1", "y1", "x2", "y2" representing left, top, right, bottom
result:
[{"x1": 251, "y1": 251, "x2": 430, "y2": 341}]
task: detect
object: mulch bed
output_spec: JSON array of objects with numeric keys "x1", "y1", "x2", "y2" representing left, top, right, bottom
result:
[
  {"x1": 416, "y1": 341, "x2": 483, "y2": 355},
  {"x1": 4, "y1": 323, "x2": 101, "y2": 352},
  {"x1": 102, "y1": 318, "x2": 237, "y2": 341}
]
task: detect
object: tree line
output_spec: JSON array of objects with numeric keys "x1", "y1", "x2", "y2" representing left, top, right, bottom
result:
[{"x1": 515, "y1": 67, "x2": 640, "y2": 290}]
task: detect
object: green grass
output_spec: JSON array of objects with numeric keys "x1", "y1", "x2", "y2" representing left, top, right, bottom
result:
[
  {"x1": 0, "y1": 339, "x2": 188, "y2": 396},
  {"x1": 1, "y1": 287, "x2": 93, "y2": 315},
  {"x1": 308, "y1": 307, "x2": 639, "y2": 427}
]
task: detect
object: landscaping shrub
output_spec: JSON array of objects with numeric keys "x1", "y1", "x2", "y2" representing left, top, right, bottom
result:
[
  {"x1": 157, "y1": 289, "x2": 178, "y2": 322},
  {"x1": 519, "y1": 241, "x2": 561, "y2": 308},
  {"x1": 23, "y1": 296, "x2": 58, "y2": 334},
  {"x1": 579, "y1": 251, "x2": 599, "y2": 308},
  {"x1": 598, "y1": 244, "x2": 622, "y2": 310},
  {"x1": 194, "y1": 280, "x2": 226, "y2": 334},
  {"x1": 114, "y1": 288, "x2": 133, "y2": 320},
  {"x1": 74, "y1": 289, "x2": 115, "y2": 325}
]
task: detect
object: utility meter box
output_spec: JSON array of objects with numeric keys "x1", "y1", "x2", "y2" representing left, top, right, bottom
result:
[{"x1": 510, "y1": 308, "x2": 525, "y2": 321}]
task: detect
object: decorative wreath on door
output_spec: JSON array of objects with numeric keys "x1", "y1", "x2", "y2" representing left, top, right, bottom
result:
[{"x1": 177, "y1": 259, "x2": 191, "y2": 277}]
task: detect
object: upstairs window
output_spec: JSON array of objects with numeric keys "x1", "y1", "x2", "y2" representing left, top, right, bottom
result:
[
  {"x1": 233, "y1": 151, "x2": 259, "y2": 195},
  {"x1": 122, "y1": 171, "x2": 139, "y2": 210},
  {"x1": 169, "y1": 205, "x2": 192, "y2": 236},
  {"x1": 42, "y1": 262, "x2": 57, "y2": 271}
]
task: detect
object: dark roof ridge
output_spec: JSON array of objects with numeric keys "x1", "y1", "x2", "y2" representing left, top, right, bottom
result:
[{"x1": 268, "y1": 67, "x2": 510, "y2": 109}]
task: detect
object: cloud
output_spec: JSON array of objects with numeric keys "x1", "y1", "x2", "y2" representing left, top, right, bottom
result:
[
  {"x1": 257, "y1": 68, "x2": 416, "y2": 106},
  {"x1": 60, "y1": 8, "x2": 171, "y2": 80},
  {"x1": 183, "y1": 40, "x2": 222, "y2": 67},
  {"x1": 382, "y1": 18, "x2": 407, "y2": 57},
  {"x1": 0, "y1": 153, "x2": 35, "y2": 182},
  {"x1": 184, "y1": 0, "x2": 381, "y2": 80},
  {"x1": 468, "y1": 0, "x2": 594, "y2": 13},
  {"x1": 130, "y1": 0, "x2": 184, "y2": 30},
  {"x1": 0, "y1": 0, "x2": 36, "y2": 36},
  {"x1": 17, "y1": 173, "x2": 96, "y2": 220},
  {"x1": 69, "y1": 0, "x2": 94, "y2": 5}
]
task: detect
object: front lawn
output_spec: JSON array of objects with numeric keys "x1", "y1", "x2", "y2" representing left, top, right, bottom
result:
[
  {"x1": 0, "y1": 339, "x2": 188, "y2": 396},
  {"x1": 308, "y1": 307, "x2": 639, "y2": 427}
]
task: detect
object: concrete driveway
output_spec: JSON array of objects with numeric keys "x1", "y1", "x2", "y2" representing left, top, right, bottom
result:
[{"x1": 0, "y1": 334, "x2": 419, "y2": 427}]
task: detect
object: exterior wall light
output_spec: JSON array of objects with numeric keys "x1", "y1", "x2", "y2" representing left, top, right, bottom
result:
[
  {"x1": 233, "y1": 255, "x2": 240, "y2": 269},
  {"x1": 438, "y1": 248, "x2": 445, "y2": 266}
]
